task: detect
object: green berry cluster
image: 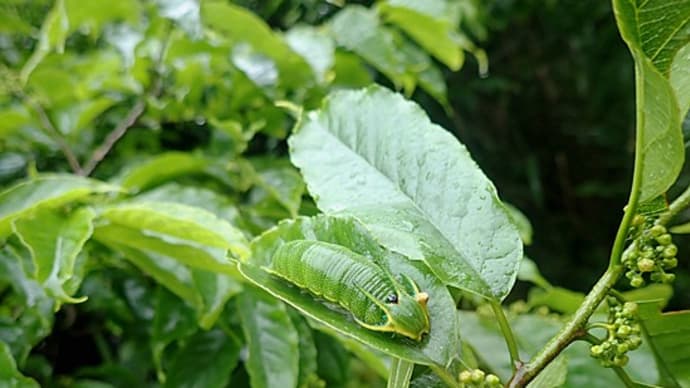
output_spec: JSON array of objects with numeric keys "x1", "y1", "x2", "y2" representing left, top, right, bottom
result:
[
  {"x1": 589, "y1": 297, "x2": 642, "y2": 367},
  {"x1": 622, "y1": 222, "x2": 677, "y2": 288},
  {"x1": 458, "y1": 369, "x2": 501, "y2": 388}
]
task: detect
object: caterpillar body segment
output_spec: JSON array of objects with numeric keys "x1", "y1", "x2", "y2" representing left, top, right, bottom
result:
[{"x1": 267, "y1": 240, "x2": 431, "y2": 341}]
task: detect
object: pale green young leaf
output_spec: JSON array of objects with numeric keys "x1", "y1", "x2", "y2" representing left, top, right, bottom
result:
[
  {"x1": 93, "y1": 223, "x2": 238, "y2": 276},
  {"x1": 20, "y1": 0, "x2": 68, "y2": 84},
  {"x1": 238, "y1": 287, "x2": 300, "y2": 388},
  {"x1": 116, "y1": 152, "x2": 209, "y2": 192},
  {"x1": 99, "y1": 201, "x2": 249, "y2": 260},
  {"x1": 12, "y1": 207, "x2": 95, "y2": 304},
  {"x1": 329, "y1": 6, "x2": 411, "y2": 91},
  {"x1": 671, "y1": 44, "x2": 690, "y2": 118},
  {"x1": 289, "y1": 86, "x2": 522, "y2": 300},
  {"x1": 285, "y1": 26, "x2": 335, "y2": 84},
  {"x1": 517, "y1": 257, "x2": 551, "y2": 289},
  {"x1": 379, "y1": 0, "x2": 464, "y2": 70},
  {"x1": 504, "y1": 203, "x2": 533, "y2": 246},
  {"x1": 0, "y1": 174, "x2": 119, "y2": 239},
  {"x1": 244, "y1": 215, "x2": 459, "y2": 367}
]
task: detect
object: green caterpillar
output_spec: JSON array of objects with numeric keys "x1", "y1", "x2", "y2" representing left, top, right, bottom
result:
[{"x1": 267, "y1": 240, "x2": 430, "y2": 341}]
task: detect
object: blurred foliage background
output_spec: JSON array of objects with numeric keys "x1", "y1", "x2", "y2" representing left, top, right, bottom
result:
[{"x1": 1, "y1": 0, "x2": 689, "y2": 386}]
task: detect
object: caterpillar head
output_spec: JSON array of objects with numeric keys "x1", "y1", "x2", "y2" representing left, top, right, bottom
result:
[{"x1": 359, "y1": 275, "x2": 431, "y2": 341}]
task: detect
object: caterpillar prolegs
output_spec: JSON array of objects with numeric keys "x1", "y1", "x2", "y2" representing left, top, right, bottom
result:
[{"x1": 267, "y1": 240, "x2": 430, "y2": 341}]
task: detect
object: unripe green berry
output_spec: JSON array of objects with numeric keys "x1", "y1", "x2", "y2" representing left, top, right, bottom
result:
[
  {"x1": 471, "y1": 369, "x2": 485, "y2": 383},
  {"x1": 617, "y1": 325, "x2": 631, "y2": 337},
  {"x1": 649, "y1": 225, "x2": 666, "y2": 237},
  {"x1": 632, "y1": 215, "x2": 645, "y2": 226},
  {"x1": 486, "y1": 374, "x2": 501, "y2": 386},
  {"x1": 590, "y1": 345, "x2": 603, "y2": 356},
  {"x1": 613, "y1": 355, "x2": 629, "y2": 367},
  {"x1": 459, "y1": 371, "x2": 472, "y2": 384},
  {"x1": 656, "y1": 245, "x2": 666, "y2": 253},
  {"x1": 663, "y1": 244, "x2": 678, "y2": 258},
  {"x1": 630, "y1": 276, "x2": 644, "y2": 288},
  {"x1": 637, "y1": 258, "x2": 655, "y2": 272},
  {"x1": 663, "y1": 273, "x2": 676, "y2": 283},
  {"x1": 623, "y1": 302, "x2": 638, "y2": 316},
  {"x1": 656, "y1": 233, "x2": 672, "y2": 245},
  {"x1": 625, "y1": 270, "x2": 636, "y2": 279},
  {"x1": 662, "y1": 258, "x2": 678, "y2": 269},
  {"x1": 623, "y1": 250, "x2": 637, "y2": 263},
  {"x1": 631, "y1": 325, "x2": 640, "y2": 335},
  {"x1": 640, "y1": 248, "x2": 654, "y2": 260},
  {"x1": 629, "y1": 335, "x2": 642, "y2": 348},
  {"x1": 616, "y1": 343, "x2": 629, "y2": 353}
]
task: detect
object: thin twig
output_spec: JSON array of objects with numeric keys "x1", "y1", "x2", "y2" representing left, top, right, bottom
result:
[
  {"x1": 80, "y1": 26, "x2": 170, "y2": 176},
  {"x1": 80, "y1": 100, "x2": 145, "y2": 176},
  {"x1": 24, "y1": 95, "x2": 83, "y2": 174}
]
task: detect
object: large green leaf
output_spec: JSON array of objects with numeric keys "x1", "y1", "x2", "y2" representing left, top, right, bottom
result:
[
  {"x1": 0, "y1": 341, "x2": 39, "y2": 388},
  {"x1": 163, "y1": 329, "x2": 241, "y2": 388},
  {"x1": 288, "y1": 85, "x2": 522, "y2": 300},
  {"x1": 243, "y1": 215, "x2": 459, "y2": 367},
  {"x1": 638, "y1": 302, "x2": 690, "y2": 387},
  {"x1": 12, "y1": 206, "x2": 95, "y2": 304},
  {"x1": 613, "y1": 0, "x2": 690, "y2": 202},
  {"x1": 0, "y1": 175, "x2": 119, "y2": 239},
  {"x1": 238, "y1": 287, "x2": 300, "y2": 388}
]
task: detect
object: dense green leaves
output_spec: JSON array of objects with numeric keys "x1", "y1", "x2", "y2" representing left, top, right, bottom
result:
[
  {"x1": 289, "y1": 85, "x2": 522, "y2": 300},
  {"x1": 244, "y1": 215, "x2": 459, "y2": 367},
  {"x1": 163, "y1": 329, "x2": 242, "y2": 388}
]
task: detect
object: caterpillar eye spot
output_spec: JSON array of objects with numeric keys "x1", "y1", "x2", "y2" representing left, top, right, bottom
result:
[{"x1": 385, "y1": 294, "x2": 398, "y2": 304}]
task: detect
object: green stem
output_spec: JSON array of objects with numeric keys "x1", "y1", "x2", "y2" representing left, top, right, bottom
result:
[
  {"x1": 612, "y1": 366, "x2": 638, "y2": 388},
  {"x1": 430, "y1": 365, "x2": 458, "y2": 388},
  {"x1": 507, "y1": 265, "x2": 624, "y2": 387},
  {"x1": 609, "y1": 57, "x2": 646, "y2": 268},
  {"x1": 658, "y1": 184, "x2": 690, "y2": 225},
  {"x1": 490, "y1": 300, "x2": 521, "y2": 370},
  {"x1": 388, "y1": 359, "x2": 414, "y2": 388}
]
